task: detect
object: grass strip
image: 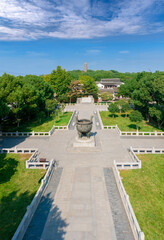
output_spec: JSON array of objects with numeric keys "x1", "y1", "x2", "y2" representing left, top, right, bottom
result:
[
  {"x1": 2, "y1": 112, "x2": 73, "y2": 132},
  {"x1": 0, "y1": 153, "x2": 46, "y2": 240},
  {"x1": 120, "y1": 154, "x2": 164, "y2": 240},
  {"x1": 100, "y1": 111, "x2": 163, "y2": 132}
]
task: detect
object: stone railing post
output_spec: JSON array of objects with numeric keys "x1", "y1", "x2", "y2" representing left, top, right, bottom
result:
[
  {"x1": 139, "y1": 232, "x2": 145, "y2": 240},
  {"x1": 16, "y1": 131, "x2": 18, "y2": 137},
  {"x1": 152, "y1": 147, "x2": 155, "y2": 153},
  {"x1": 139, "y1": 160, "x2": 142, "y2": 168},
  {"x1": 126, "y1": 194, "x2": 129, "y2": 206},
  {"x1": 26, "y1": 161, "x2": 28, "y2": 168}
]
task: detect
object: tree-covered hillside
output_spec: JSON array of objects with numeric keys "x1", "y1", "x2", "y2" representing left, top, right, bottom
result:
[{"x1": 67, "y1": 69, "x2": 137, "y2": 82}]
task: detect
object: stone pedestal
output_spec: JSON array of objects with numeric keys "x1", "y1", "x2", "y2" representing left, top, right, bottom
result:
[
  {"x1": 73, "y1": 135, "x2": 95, "y2": 148},
  {"x1": 76, "y1": 96, "x2": 94, "y2": 104}
]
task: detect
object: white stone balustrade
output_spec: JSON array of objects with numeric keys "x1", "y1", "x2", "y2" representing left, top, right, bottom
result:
[
  {"x1": 95, "y1": 102, "x2": 110, "y2": 105},
  {"x1": 102, "y1": 123, "x2": 164, "y2": 137},
  {"x1": 0, "y1": 147, "x2": 49, "y2": 169},
  {"x1": 1, "y1": 125, "x2": 56, "y2": 137},
  {"x1": 120, "y1": 131, "x2": 164, "y2": 136},
  {"x1": 12, "y1": 159, "x2": 56, "y2": 240},
  {"x1": 113, "y1": 161, "x2": 145, "y2": 240},
  {"x1": 0, "y1": 147, "x2": 37, "y2": 154},
  {"x1": 132, "y1": 147, "x2": 164, "y2": 154},
  {"x1": 96, "y1": 110, "x2": 104, "y2": 129},
  {"x1": 55, "y1": 126, "x2": 68, "y2": 130},
  {"x1": 103, "y1": 125, "x2": 117, "y2": 129}
]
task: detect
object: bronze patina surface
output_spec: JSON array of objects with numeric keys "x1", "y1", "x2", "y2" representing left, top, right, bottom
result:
[{"x1": 75, "y1": 115, "x2": 93, "y2": 138}]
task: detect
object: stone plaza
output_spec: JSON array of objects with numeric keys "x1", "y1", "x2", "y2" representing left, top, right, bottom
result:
[{"x1": 2, "y1": 102, "x2": 164, "y2": 240}]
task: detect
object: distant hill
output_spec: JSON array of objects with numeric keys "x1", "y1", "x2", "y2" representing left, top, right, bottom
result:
[{"x1": 67, "y1": 69, "x2": 137, "y2": 82}]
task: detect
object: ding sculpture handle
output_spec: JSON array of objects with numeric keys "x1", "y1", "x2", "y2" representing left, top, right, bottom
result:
[{"x1": 75, "y1": 114, "x2": 78, "y2": 123}]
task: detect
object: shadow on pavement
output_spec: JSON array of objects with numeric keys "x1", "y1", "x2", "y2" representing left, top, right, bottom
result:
[
  {"x1": 24, "y1": 193, "x2": 68, "y2": 240},
  {"x1": 1, "y1": 137, "x2": 30, "y2": 148}
]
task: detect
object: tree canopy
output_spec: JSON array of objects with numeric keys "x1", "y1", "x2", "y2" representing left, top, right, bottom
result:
[
  {"x1": 100, "y1": 92, "x2": 113, "y2": 101},
  {"x1": 46, "y1": 66, "x2": 71, "y2": 98},
  {"x1": 129, "y1": 110, "x2": 143, "y2": 130},
  {"x1": 0, "y1": 73, "x2": 54, "y2": 127},
  {"x1": 118, "y1": 71, "x2": 164, "y2": 128},
  {"x1": 79, "y1": 76, "x2": 98, "y2": 99},
  {"x1": 108, "y1": 102, "x2": 119, "y2": 117},
  {"x1": 68, "y1": 69, "x2": 137, "y2": 83}
]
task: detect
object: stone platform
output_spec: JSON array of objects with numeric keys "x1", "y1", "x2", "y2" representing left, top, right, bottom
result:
[
  {"x1": 67, "y1": 133, "x2": 101, "y2": 152},
  {"x1": 73, "y1": 136, "x2": 95, "y2": 148}
]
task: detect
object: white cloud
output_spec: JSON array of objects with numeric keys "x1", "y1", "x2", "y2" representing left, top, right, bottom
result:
[
  {"x1": 86, "y1": 49, "x2": 101, "y2": 54},
  {"x1": 0, "y1": 0, "x2": 164, "y2": 40},
  {"x1": 0, "y1": 0, "x2": 46, "y2": 25},
  {"x1": 119, "y1": 51, "x2": 129, "y2": 54}
]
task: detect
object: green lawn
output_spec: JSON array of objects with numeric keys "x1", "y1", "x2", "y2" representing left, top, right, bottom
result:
[
  {"x1": 100, "y1": 111, "x2": 163, "y2": 132},
  {"x1": 54, "y1": 112, "x2": 72, "y2": 126},
  {"x1": 120, "y1": 154, "x2": 164, "y2": 240},
  {"x1": 0, "y1": 153, "x2": 46, "y2": 240},
  {"x1": 2, "y1": 112, "x2": 73, "y2": 132}
]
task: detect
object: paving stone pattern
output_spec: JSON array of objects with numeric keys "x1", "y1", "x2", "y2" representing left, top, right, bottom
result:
[
  {"x1": 104, "y1": 168, "x2": 134, "y2": 240},
  {"x1": 23, "y1": 167, "x2": 63, "y2": 240},
  {"x1": 2, "y1": 103, "x2": 164, "y2": 240}
]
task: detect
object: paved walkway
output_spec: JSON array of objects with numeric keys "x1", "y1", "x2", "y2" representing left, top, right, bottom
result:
[
  {"x1": 2, "y1": 103, "x2": 164, "y2": 240},
  {"x1": 104, "y1": 168, "x2": 134, "y2": 240},
  {"x1": 24, "y1": 168, "x2": 63, "y2": 240},
  {"x1": 40, "y1": 166, "x2": 118, "y2": 240}
]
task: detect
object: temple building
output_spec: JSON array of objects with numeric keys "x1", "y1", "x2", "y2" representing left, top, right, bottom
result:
[{"x1": 97, "y1": 78, "x2": 123, "y2": 89}]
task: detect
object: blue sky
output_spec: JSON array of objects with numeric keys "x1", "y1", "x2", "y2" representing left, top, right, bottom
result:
[{"x1": 0, "y1": 0, "x2": 164, "y2": 75}]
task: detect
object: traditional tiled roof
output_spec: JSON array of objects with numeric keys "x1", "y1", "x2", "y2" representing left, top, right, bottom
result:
[{"x1": 100, "y1": 78, "x2": 122, "y2": 85}]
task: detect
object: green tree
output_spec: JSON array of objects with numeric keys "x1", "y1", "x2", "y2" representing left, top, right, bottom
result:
[
  {"x1": 79, "y1": 76, "x2": 98, "y2": 99},
  {"x1": 37, "y1": 111, "x2": 46, "y2": 123},
  {"x1": 42, "y1": 74, "x2": 51, "y2": 84},
  {"x1": 100, "y1": 92, "x2": 113, "y2": 101},
  {"x1": 0, "y1": 100, "x2": 9, "y2": 120},
  {"x1": 118, "y1": 79, "x2": 138, "y2": 98},
  {"x1": 45, "y1": 99, "x2": 58, "y2": 117},
  {"x1": 149, "y1": 106, "x2": 164, "y2": 129},
  {"x1": 23, "y1": 75, "x2": 54, "y2": 108},
  {"x1": 60, "y1": 103, "x2": 65, "y2": 115},
  {"x1": 121, "y1": 103, "x2": 131, "y2": 117},
  {"x1": 7, "y1": 86, "x2": 24, "y2": 127},
  {"x1": 119, "y1": 71, "x2": 164, "y2": 127},
  {"x1": 129, "y1": 110, "x2": 143, "y2": 131},
  {"x1": 0, "y1": 73, "x2": 55, "y2": 129},
  {"x1": 68, "y1": 80, "x2": 83, "y2": 103},
  {"x1": 50, "y1": 66, "x2": 71, "y2": 99},
  {"x1": 54, "y1": 108, "x2": 60, "y2": 120},
  {"x1": 116, "y1": 99, "x2": 131, "y2": 116},
  {"x1": 0, "y1": 73, "x2": 21, "y2": 101},
  {"x1": 108, "y1": 103, "x2": 119, "y2": 118},
  {"x1": 0, "y1": 99, "x2": 9, "y2": 130},
  {"x1": 68, "y1": 69, "x2": 136, "y2": 82},
  {"x1": 0, "y1": 73, "x2": 24, "y2": 127},
  {"x1": 21, "y1": 83, "x2": 39, "y2": 121},
  {"x1": 152, "y1": 76, "x2": 164, "y2": 105}
]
